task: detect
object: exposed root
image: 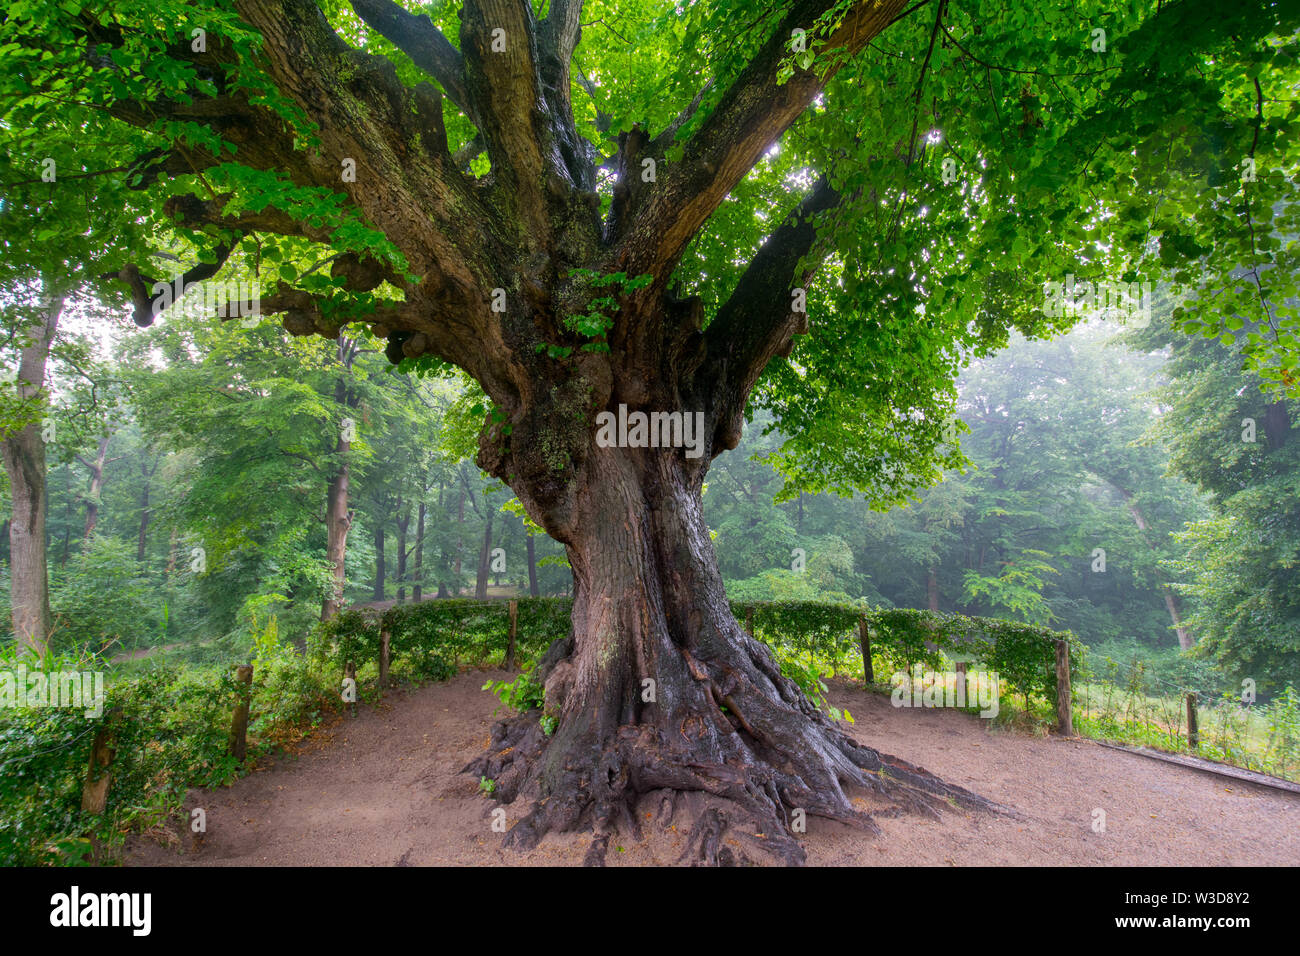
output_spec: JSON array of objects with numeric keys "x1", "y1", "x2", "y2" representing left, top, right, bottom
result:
[{"x1": 463, "y1": 633, "x2": 1003, "y2": 867}]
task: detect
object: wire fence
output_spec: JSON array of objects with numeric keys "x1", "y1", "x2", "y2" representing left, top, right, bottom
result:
[{"x1": 1073, "y1": 655, "x2": 1300, "y2": 782}]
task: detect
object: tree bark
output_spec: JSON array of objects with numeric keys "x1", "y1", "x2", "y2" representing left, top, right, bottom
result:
[
  {"x1": 468, "y1": 445, "x2": 993, "y2": 865},
  {"x1": 321, "y1": 453, "x2": 351, "y2": 620},
  {"x1": 1, "y1": 288, "x2": 63, "y2": 657},
  {"x1": 79, "y1": 435, "x2": 111, "y2": 540}
]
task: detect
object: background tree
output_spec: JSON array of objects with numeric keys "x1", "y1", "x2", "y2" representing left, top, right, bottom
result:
[{"x1": 1136, "y1": 313, "x2": 1300, "y2": 694}]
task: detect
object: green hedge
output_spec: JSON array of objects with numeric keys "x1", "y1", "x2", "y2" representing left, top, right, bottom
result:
[
  {"x1": 321, "y1": 597, "x2": 1081, "y2": 706},
  {"x1": 317, "y1": 598, "x2": 575, "y2": 681},
  {"x1": 732, "y1": 600, "x2": 1083, "y2": 706}
]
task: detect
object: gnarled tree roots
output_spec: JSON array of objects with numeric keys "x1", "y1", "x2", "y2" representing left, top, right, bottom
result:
[{"x1": 464, "y1": 633, "x2": 1000, "y2": 866}]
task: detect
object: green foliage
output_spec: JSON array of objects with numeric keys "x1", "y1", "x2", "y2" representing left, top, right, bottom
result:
[
  {"x1": 318, "y1": 597, "x2": 572, "y2": 681},
  {"x1": 547, "y1": 269, "x2": 655, "y2": 355},
  {"x1": 0, "y1": 643, "x2": 337, "y2": 865},
  {"x1": 773, "y1": 647, "x2": 853, "y2": 724},
  {"x1": 48, "y1": 537, "x2": 162, "y2": 654},
  {"x1": 1132, "y1": 312, "x2": 1300, "y2": 693},
  {"x1": 482, "y1": 663, "x2": 545, "y2": 716}
]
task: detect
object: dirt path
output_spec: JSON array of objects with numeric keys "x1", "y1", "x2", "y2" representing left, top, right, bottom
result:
[{"x1": 125, "y1": 671, "x2": 1300, "y2": 866}]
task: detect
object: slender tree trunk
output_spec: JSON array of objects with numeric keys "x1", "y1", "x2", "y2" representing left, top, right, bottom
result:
[
  {"x1": 373, "y1": 517, "x2": 386, "y2": 602},
  {"x1": 413, "y1": 500, "x2": 426, "y2": 602},
  {"x1": 927, "y1": 566, "x2": 939, "y2": 612},
  {"x1": 60, "y1": 467, "x2": 72, "y2": 565},
  {"x1": 136, "y1": 465, "x2": 152, "y2": 562},
  {"x1": 396, "y1": 500, "x2": 410, "y2": 603},
  {"x1": 1, "y1": 289, "x2": 63, "y2": 657},
  {"x1": 165, "y1": 525, "x2": 179, "y2": 576},
  {"x1": 475, "y1": 509, "x2": 493, "y2": 599},
  {"x1": 79, "y1": 435, "x2": 112, "y2": 540},
  {"x1": 453, "y1": 484, "x2": 464, "y2": 595},
  {"x1": 1120, "y1": 491, "x2": 1192, "y2": 650},
  {"x1": 526, "y1": 533, "x2": 539, "y2": 597},
  {"x1": 1264, "y1": 400, "x2": 1292, "y2": 451},
  {"x1": 322, "y1": 366, "x2": 357, "y2": 620}
]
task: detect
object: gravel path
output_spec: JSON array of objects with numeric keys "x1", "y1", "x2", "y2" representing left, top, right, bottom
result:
[{"x1": 125, "y1": 670, "x2": 1300, "y2": 866}]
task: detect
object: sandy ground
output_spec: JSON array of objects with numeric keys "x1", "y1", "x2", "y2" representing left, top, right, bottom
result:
[{"x1": 125, "y1": 670, "x2": 1300, "y2": 867}]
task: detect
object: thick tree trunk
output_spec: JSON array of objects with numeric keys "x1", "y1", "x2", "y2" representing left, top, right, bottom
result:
[
  {"x1": 1, "y1": 290, "x2": 62, "y2": 657},
  {"x1": 526, "y1": 533, "x2": 539, "y2": 597},
  {"x1": 468, "y1": 446, "x2": 992, "y2": 865},
  {"x1": 412, "y1": 500, "x2": 426, "y2": 602}
]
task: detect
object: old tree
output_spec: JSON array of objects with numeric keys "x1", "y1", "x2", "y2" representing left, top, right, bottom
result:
[{"x1": 4, "y1": 0, "x2": 1295, "y2": 862}]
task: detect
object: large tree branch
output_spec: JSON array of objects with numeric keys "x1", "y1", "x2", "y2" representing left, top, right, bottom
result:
[
  {"x1": 698, "y1": 177, "x2": 841, "y2": 453},
  {"x1": 612, "y1": 0, "x2": 908, "y2": 278},
  {"x1": 77, "y1": 0, "x2": 525, "y2": 405},
  {"x1": 102, "y1": 242, "x2": 241, "y2": 327},
  {"x1": 539, "y1": 0, "x2": 592, "y2": 189},
  {"x1": 459, "y1": 0, "x2": 553, "y2": 241},
  {"x1": 347, "y1": 0, "x2": 476, "y2": 121}
]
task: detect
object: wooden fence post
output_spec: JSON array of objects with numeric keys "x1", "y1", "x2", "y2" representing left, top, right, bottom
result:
[
  {"x1": 955, "y1": 661, "x2": 967, "y2": 706},
  {"x1": 228, "y1": 663, "x2": 253, "y2": 762},
  {"x1": 1054, "y1": 639, "x2": 1074, "y2": 736},
  {"x1": 858, "y1": 616, "x2": 874, "y2": 686},
  {"x1": 81, "y1": 707, "x2": 122, "y2": 814},
  {"x1": 379, "y1": 630, "x2": 391, "y2": 689},
  {"x1": 506, "y1": 600, "x2": 518, "y2": 670},
  {"x1": 1186, "y1": 692, "x2": 1199, "y2": 750}
]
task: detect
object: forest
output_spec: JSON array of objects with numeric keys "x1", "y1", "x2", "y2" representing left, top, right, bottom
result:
[
  {"x1": 6, "y1": 312, "x2": 1297, "y2": 698},
  {"x1": 0, "y1": 0, "x2": 1297, "y2": 876}
]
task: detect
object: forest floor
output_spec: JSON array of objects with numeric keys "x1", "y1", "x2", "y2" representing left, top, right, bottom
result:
[{"x1": 124, "y1": 669, "x2": 1300, "y2": 866}]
